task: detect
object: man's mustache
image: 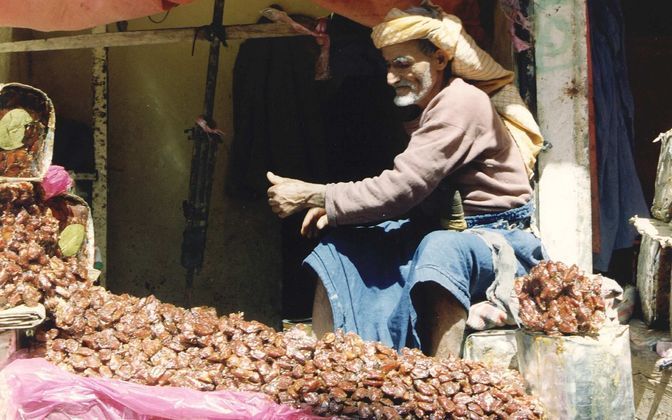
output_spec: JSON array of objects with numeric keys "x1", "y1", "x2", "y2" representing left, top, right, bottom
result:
[{"x1": 393, "y1": 82, "x2": 414, "y2": 89}]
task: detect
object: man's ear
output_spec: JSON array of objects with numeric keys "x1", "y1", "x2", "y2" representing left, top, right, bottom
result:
[{"x1": 433, "y1": 50, "x2": 449, "y2": 71}]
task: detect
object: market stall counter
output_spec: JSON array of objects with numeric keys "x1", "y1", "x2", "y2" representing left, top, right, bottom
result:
[{"x1": 0, "y1": 83, "x2": 544, "y2": 419}]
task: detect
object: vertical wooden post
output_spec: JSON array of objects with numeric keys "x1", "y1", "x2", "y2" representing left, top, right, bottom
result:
[
  {"x1": 182, "y1": 0, "x2": 226, "y2": 306},
  {"x1": 533, "y1": 0, "x2": 592, "y2": 271},
  {"x1": 91, "y1": 25, "x2": 108, "y2": 284}
]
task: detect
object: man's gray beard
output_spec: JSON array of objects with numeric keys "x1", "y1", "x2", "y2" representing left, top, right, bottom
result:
[
  {"x1": 393, "y1": 71, "x2": 433, "y2": 107},
  {"x1": 393, "y1": 93, "x2": 420, "y2": 107}
]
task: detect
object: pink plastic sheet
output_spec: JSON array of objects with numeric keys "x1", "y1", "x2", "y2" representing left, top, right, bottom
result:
[
  {"x1": 0, "y1": 358, "x2": 319, "y2": 420},
  {"x1": 0, "y1": 0, "x2": 194, "y2": 32}
]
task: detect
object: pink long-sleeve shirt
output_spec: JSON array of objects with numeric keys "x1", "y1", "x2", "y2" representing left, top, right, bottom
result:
[{"x1": 325, "y1": 78, "x2": 532, "y2": 226}]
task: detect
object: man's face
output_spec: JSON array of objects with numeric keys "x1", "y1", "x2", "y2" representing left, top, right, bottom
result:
[{"x1": 382, "y1": 40, "x2": 446, "y2": 109}]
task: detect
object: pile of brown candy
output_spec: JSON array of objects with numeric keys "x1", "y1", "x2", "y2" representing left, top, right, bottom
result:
[
  {"x1": 0, "y1": 147, "x2": 36, "y2": 178},
  {"x1": 515, "y1": 260, "x2": 606, "y2": 335},
  {"x1": 0, "y1": 182, "x2": 91, "y2": 310},
  {"x1": 40, "y1": 286, "x2": 543, "y2": 419},
  {"x1": 2, "y1": 181, "x2": 544, "y2": 418}
]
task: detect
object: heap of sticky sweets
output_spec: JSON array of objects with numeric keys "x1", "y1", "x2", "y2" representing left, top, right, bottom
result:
[
  {"x1": 40, "y1": 285, "x2": 544, "y2": 419},
  {"x1": 515, "y1": 260, "x2": 606, "y2": 335},
  {"x1": 0, "y1": 182, "x2": 90, "y2": 310}
]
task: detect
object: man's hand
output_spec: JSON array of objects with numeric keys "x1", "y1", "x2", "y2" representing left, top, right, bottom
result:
[
  {"x1": 301, "y1": 207, "x2": 329, "y2": 238},
  {"x1": 267, "y1": 172, "x2": 326, "y2": 218}
]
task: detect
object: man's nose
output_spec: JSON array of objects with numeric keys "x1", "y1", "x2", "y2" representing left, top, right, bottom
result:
[{"x1": 387, "y1": 71, "x2": 400, "y2": 86}]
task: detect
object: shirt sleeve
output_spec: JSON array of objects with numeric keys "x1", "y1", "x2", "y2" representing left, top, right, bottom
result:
[{"x1": 326, "y1": 117, "x2": 484, "y2": 226}]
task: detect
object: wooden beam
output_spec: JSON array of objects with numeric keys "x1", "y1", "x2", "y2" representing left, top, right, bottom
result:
[
  {"x1": 0, "y1": 23, "x2": 305, "y2": 53},
  {"x1": 586, "y1": 5, "x2": 601, "y2": 256},
  {"x1": 91, "y1": 25, "x2": 108, "y2": 285}
]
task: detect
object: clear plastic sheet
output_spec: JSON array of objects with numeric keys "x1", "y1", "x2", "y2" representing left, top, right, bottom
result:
[{"x1": 0, "y1": 358, "x2": 319, "y2": 420}]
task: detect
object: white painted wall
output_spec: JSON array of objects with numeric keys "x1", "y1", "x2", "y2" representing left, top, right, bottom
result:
[{"x1": 533, "y1": 0, "x2": 592, "y2": 271}]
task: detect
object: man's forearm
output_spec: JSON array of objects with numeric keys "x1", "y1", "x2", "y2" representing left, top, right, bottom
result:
[
  {"x1": 305, "y1": 184, "x2": 326, "y2": 208},
  {"x1": 267, "y1": 172, "x2": 327, "y2": 218}
]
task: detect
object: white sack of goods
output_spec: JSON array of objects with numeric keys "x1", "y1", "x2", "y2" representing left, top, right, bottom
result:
[{"x1": 514, "y1": 260, "x2": 635, "y2": 419}]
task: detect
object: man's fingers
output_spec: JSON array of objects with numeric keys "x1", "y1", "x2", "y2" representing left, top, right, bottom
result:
[
  {"x1": 301, "y1": 208, "x2": 327, "y2": 238},
  {"x1": 266, "y1": 171, "x2": 287, "y2": 185},
  {"x1": 275, "y1": 209, "x2": 289, "y2": 218},
  {"x1": 269, "y1": 203, "x2": 290, "y2": 218},
  {"x1": 301, "y1": 222, "x2": 315, "y2": 238},
  {"x1": 316, "y1": 214, "x2": 328, "y2": 230},
  {"x1": 301, "y1": 208, "x2": 319, "y2": 237},
  {"x1": 300, "y1": 210, "x2": 313, "y2": 236}
]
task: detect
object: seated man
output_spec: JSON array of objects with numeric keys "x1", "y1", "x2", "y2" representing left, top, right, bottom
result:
[{"x1": 266, "y1": 3, "x2": 546, "y2": 358}]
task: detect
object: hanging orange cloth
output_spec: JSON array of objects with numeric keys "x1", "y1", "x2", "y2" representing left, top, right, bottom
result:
[{"x1": 0, "y1": 0, "x2": 194, "y2": 32}]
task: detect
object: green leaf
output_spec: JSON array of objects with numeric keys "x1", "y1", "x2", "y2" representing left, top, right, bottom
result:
[
  {"x1": 0, "y1": 108, "x2": 33, "y2": 151},
  {"x1": 59, "y1": 224, "x2": 86, "y2": 257}
]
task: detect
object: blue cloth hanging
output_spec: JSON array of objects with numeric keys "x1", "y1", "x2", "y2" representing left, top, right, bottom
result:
[{"x1": 588, "y1": 0, "x2": 649, "y2": 271}]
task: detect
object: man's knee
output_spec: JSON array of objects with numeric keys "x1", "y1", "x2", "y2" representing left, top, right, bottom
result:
[{"x1": 416, "y1": 230, "x2": 475, "y2": 259}]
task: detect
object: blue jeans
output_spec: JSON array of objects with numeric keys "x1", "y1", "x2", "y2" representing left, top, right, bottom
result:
[
  {"x1": 465, "y1": 199, "x2": 534, "y2": 229},
  {"x1": 304, "y1": 201, "x2": 546, "y2": 351}
]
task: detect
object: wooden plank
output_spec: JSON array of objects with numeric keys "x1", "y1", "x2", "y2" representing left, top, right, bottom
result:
[
  {"x1": 0, "y1": 23, "x2": 304, "y2": 53},
  {"x1": 629, "y1": 319, "x2": 672, "y2": 419},
  {"x1": 632, "y1": 216, "x2": 672, "y2": 248},
  {"x1": 652, "y1": 129, "x2": 672, "y2": 223},
  {"x1": 533, "y1": 0, "x2": 593, "y2": 271},
  {"x1": 585, "y1": 3, "x2": 601, "y2": 255},
  {"x1": 637, "y1": 232, "x2": 672, "y2": 329},
  {"x1": 632, "y1": 217, "x2": 672, "y2": 329},
  {"x1": 91, "y1": 26, "x2": 108, "y2": 285}
]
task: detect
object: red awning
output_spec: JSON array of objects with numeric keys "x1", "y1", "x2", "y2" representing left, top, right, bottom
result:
[
  {"x1": 0, "y1": 0, "x2": 483, "y2": 40},
  {"x1": 0, "y1": 0, "x2": 194, "y2": 32},
  {"x1": 308, "y1": 0, "x2": 485, "y2": 42}
]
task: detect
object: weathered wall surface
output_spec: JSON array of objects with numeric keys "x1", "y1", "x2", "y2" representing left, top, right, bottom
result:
[
  {"x1": 533, "y1": 0, "x2": 592, "y2": 271},
  {"x1": 107, "y1": 0, "x2": 325, "y2": 328},
  {"x1": 0, "y1": 29, "x2": 11, "y2": 81},
  {"x1": 0, "y1": 28, "x2": 31, "y2": 85},
  {"x1": 26, "y1": 35, "x2": 93, "y2": 124}
]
